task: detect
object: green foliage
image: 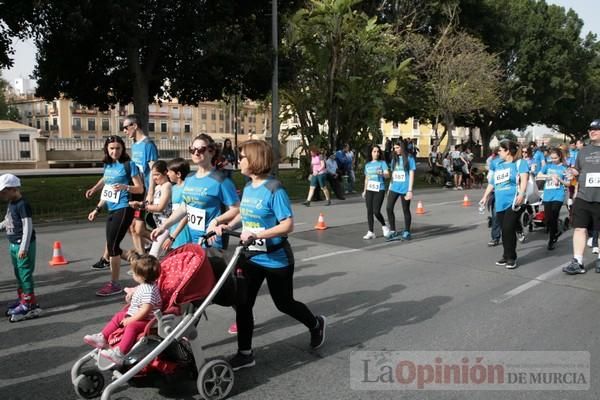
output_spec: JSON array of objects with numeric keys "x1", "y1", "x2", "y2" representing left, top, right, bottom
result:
[{"x1": 0, "y1": 78, "x2": 20, "y2": 121}]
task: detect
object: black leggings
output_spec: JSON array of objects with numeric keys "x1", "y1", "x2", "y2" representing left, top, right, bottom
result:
[
  {"x1": 236, "y1": 262, "x2": 317, "y2": 351},
  {"x1": 543, "y1": 201, "x2": 563, "y2": 240},
  {"x1": 106, "y1": 207, "x2": 134, "y2": 257},
  {"x1": 496, "y1": 208, "x2": 520, "y2": 260},
  {"x1": 386, "y1": 191, "x2": 411, "y2": 232},
  {"x1": 365, "y1": 190, "x2": 386, "y2": 231}
]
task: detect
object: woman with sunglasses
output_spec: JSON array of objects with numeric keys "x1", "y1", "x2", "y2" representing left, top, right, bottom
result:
[
  {"x1": 149, "y1": 133, "x2": 239, "y2": 252},
  {"x1": 479, "y1": 140, "x2": 529, "y2": 269},
  {"x1": 213, "y1": 140, "x2": 326, "y2": 371},
  {"x1": 362, "y1": 145, "x2": 390, "y2": 239},
  {"x1": 87, "y1": 136, "x2": 144, "y2": 296}
]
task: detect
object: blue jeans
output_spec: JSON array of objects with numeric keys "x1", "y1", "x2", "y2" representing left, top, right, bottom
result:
[{"x1": 490, "y1": 198, "x2": 501, "y2": 241}]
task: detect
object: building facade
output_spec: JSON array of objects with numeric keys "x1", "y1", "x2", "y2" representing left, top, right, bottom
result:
[{"x1": 8, "y1": 95, "x2": 269, "y2": 143}]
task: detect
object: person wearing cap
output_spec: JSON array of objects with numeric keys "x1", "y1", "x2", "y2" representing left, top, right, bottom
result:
[
  {"x1": 0, "y1": 174, "x2": 42, "y2": 322},
  {"x1": 563, "y1": 119, "x2": 600, "y2": 274}
]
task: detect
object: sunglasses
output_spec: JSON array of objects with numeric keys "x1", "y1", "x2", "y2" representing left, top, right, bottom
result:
[
  {"x1": 189, "y1": 146, "x2": 209, "y2": 155},
  {"x1": 122, "y1": 123, "x2": 135, "y2": 130}
]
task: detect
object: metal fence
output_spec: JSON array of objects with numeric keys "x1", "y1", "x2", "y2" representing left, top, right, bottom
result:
[{"x1": 0, "y1": 139, "x2": 33, "y2": 161}]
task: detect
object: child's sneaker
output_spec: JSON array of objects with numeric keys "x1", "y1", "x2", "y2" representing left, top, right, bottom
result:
[
  {"x1": 228, "y1": 322, "x2": 238, "y2": 335},
  {"x1": 84, "y1": 333, "x2": 108, "y2": 349},
  {"x1": 96, "y1": 281, "x2": 123, "y2": 297},
  {"x1": 100, "y1": 347, "x2": 126, "y2": 366},
  {"x1": 8, "y1": 303, "x2": 42, "y2": 322},
  {"x1": 5, "y1": 298, "x2": 21, "y2": 316}
]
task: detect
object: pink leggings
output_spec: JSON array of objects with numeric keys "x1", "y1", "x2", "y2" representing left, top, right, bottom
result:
[{"x1": 102, "y1": 309, "x2": 148, "y2": 353}]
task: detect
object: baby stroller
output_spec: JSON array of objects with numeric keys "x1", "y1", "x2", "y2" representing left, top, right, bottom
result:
[
  {"x1": 520, "y1": 183, "x2": 570, "y2": 235},
  {"x1": 71, "y1": 235, "x2": 246, "y2": 400}
]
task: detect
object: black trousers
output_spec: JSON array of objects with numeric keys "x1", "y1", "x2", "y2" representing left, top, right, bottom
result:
[
  {"x1": 386, "y1": 191, "x2": 411, "y2": 232},
  {"x1": 543, "y1": 201, "x2": 563, "y2": 240},
  {"x1": 236, "y1": 262, "x2": 317, "y2": 351},
  {"x1": 106, "y1": 207, "x2": 134, "y2": 257},
  {"x1": 365, "y1": 190, "x2": 386, "y2": 231},
  {"x1": 496, "y1": 208, "x2": 520, "y2": 260}
]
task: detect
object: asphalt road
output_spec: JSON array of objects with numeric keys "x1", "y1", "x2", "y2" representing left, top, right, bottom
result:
[{"x1": 0, "y1": 187, "x2": 598, "y2": 400}]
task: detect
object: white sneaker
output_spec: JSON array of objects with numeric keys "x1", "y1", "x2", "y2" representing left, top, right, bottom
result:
[
  {"x1": 587, "y1": 237, "x2": 594, "y2": 248},
  {"x1": 363, "y1": 231, "x2": 376, "y2": 240},
  {"x1": 594, "y1": 247, "x2": 599, "y2": 255},
  {"x1": 382, "y1": 226, "x2": 391, "y2": 238},
  {"x1": 100, "y1": 347, "x2": 126, "y2": 366}
]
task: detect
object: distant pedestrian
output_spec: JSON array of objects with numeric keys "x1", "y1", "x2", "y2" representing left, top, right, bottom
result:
[
  {"x1": 362, "y1": 145, "x2": 390, "y2": 239},
  {"x1": 344, "y1": 144, "x2": 356, "y2": 193},
  {"x1": 326, "y1": 153, "x2": 345, "y2": 200},
  {"x1": 385, "y1": 140, "x2": 416, "y2": 241},
  {"x1": 303, "y1": 146, "x2": 331, "y2": 207},
  {"x1": 0, "y1": 174, "x2": 43, "y2": 322}
]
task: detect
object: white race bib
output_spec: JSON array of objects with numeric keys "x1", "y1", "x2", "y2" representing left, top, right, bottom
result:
[
  {"x1": 245, "y1": 227, "x2": 267, "y2": 252},
  {"x1": 186, "y1": 205, "x2": 206, "y2": 231},
  {"x1": 100, "y1": 185, "x2": 121, "y2": 204},
  {"x1": 494, "y1": 169, "x2": 510, "y2": 185},
  {"x1": 545, "y1": 178, "x2": 560, "y2": 190},
  {"x1": 367, "y1": 180, "x2": 381, "y2": 192},
  {"x1": 392, "y1": 170, "x2": 406, "y2": 182},
  {"x1": 585, "y1": 173, "x2": 600, "y2": 187}
]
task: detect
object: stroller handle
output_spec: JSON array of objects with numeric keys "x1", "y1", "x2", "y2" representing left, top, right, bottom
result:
[{"x1": 201, "y1": 230, "x2": 257, "y2": 248}]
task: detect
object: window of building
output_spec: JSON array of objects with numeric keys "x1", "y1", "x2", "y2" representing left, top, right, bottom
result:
[
  {"x1": 73, "y1": 117, "x2": 82, "y2": 130},
  {"x1": 184, "y1": 106, "x2": 192, "y2": 120},
  {"x1": 172, "y1": 121, "x2": 180, "y2": 133},
  {"x1": 73, "y1": 135, "x2": 82, "y2": 139},
  {"x1": 149, "y1": 104, "x2": 156, "y2": 113},
  {"x1": 102, "y1": 118, "x2": 109, "y2": 131},
  {"x1": 45, "y1": 120, "x2": 49, "y2": 131},
  {"x1": 148, "y1": 121, "x2": 155, "y2": 132},
  {"x1": 52, "y1": 117, "x2": 58, "y2": 127},
  {"x1": 161, "y1": 121, "x2": 168, "y2": 133},
  {"x1": 36, "y1": 120, "x2": 41, "y2": 129},
  {"x1": 20, "y1": 150, "x2": 31, "y2": 158},
  {"x1": 88, "y1": 134, "x2": 96, "y2": 139},
  {"x1": 201, "y1": 108, "x2": 207, "y2": 120},
  {"x1": 19, "y1": 134, "x2": 29, "y2": 143},
  {"x1": 171, "y1": 106, "x2": 179, "y2": 119},
  {"x1": 184, "y1": 124, "x2": 191, "y2": 133},
  {"x1": 412, "y1": 119, "x2": 419, "y2": 130},
  {"x1": 44, "y1": 105, "x2": 48, "y2": 114},
  {"x1": 219, "y1": 112, "x2": 224, "y2": 121},
  {"x1": 88, "y1": 119, "x2": 96, "y2": 131},
  {"x1": 211, "y1": 111, "x2": 216, "y2": 121}
]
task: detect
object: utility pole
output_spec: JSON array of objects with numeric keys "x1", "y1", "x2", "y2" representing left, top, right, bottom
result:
[
  {"x1": 271, "y1": 0, "x2": 280, "y2": 176},
  {"x1": 233, "y1": 95, "x2": 238, "y2": 169}
]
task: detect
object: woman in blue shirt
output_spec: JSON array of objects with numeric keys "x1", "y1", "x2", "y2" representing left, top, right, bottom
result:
[
  {"x1": 480, "y1": 140, "x2": 529, "y2": 269},
  {"x1": 215, "y1": 140, "x2": 326, "y2": 371},
  {"x1": 362, "y1": 145, "x2": 390, "y2": 239},
  {"x1": 88, "y1": 136, "x2": 144, "y2": 296},
  {"x1": 385, "y1": 140, "x2": 416, "y2": 241},
  {"x1": 537, "y1": 148, "x2": 570, "y2": 250}
]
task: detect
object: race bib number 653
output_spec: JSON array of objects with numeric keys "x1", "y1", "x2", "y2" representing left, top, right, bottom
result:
[{"x1": 367, "y1": 180, "x2": 381, "y2": 192}]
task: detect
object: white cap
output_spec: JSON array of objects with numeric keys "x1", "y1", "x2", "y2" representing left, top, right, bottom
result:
[{"x1": 0, "y1": 174, "x2": 21, "y2": 191}]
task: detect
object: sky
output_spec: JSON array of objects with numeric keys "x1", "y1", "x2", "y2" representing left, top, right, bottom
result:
[{"x1": 1, "y1": 0, "x2": 599, "y2": 85}]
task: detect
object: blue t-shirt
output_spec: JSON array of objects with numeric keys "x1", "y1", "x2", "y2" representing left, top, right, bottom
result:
[
  {"x1": 170, "y1": 183, "x2": 192, "y2": 249},
  {"x1": 541, "y1": 163, "x2": 567, "y2": 203},
  {"x1": 568, "y1": 149, "x2": 579, "y2": 167},
  {"x1": 533, "y1": 150, "x2": 545, "y2": 176},
  {"x1": 240, "y1": 179, "x2": 293, "y2": 268},
  {"x1": 181, "y1": 171, "x2": 239, "y2": 248},
  {"x1": 5, "y1": 197, "x2": 36, "y2": 245},
  {"x1": 364, "y1": 160, "x2": 388, "y2": 191},
  {"x1": 131, "y1": 137, "x2": 158, "y2": 189},
  {"x1": 389, "y1": 156, "x2": 416, "y2": 194},
  {"x1": 489, "y1": 159, "x2": 529, "y2": 212},
  {"x1": 102, "y1": 161, "x2": 140, "y2": 212}
]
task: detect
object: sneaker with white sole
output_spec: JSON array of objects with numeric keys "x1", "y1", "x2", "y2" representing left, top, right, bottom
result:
[
  {"x1": 505, "y1": 259, "x2": 518, "y2": 269},
  {"x1": 229, "y1": 351, "x2": 255, "y2": 371},
  {"x1": 495, "y1": 258, "x2": 507, "y2": 266},
  {"x1": 564, "y1": 259, "x2": 586, "y2": 275},
  {"x1": 382, "y1": 226, "x2": 391, "y2": 238},
  {"x1": 593, "y1": 247, "x2": 599, "y2": 255},
  {"x1": 100, "y1": 347, "x2": 126, "y2": 366},
  {"x1": 363, "y1": 231, "x2": 376, "y2": 240},
  {"x1": 517, "y1": 232, "x2": 526, "y2": 243},
  {"x1": 96, "y1": 281, "x2": 123, "y2": 297},
  {"x1": 84, "y1": 333, "x2": 107, "y2": 349},
  {"x1": 8, "y1": 303, "x2": 42, "y2": 322},
  {"x1": 310, "y1": 315, "x2": 327, "y2": 349}
]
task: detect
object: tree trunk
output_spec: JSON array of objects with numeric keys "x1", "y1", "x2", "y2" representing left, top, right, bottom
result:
[
  {"x1": 127, "y1": 47, "x2": 150, "y2": 133},
  {"x1": 479, "y1": 123, "x2": 494, "y2": 158}
]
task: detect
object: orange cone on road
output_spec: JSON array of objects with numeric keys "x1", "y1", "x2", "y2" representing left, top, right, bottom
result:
[
  {"x1": 49, "y1": 241, "x2": 68, "y2": 266},
  {"x1": 462, "y1": 194, "x2": 472, "y2": 207},
  {"x1": 416, "y1": 201, "x2": 425, "y2": 215},
  {"x1": 314, "y1": 213, "x2": 328, "y2": 230}
]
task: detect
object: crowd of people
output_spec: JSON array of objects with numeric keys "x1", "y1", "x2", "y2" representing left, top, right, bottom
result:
[{"x1": 2, "y1": 115, "x2": 600, "y2": 378}]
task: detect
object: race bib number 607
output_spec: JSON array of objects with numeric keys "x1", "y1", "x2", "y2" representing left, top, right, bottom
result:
[{"x1": 186, "y1": 205, "x2": 206, "y2": 231}]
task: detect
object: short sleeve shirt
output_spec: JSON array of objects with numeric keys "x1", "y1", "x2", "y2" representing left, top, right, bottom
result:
[
  {"x1": 389, "y1": 156, "x2": 416, "y2": 194},
  {"x1": 574, "y1": 145, "x2": 600, "y2": 202},
  {"x1": 103, "y1": 161, "x2": 140, "y2": 212},
  {"x1": 131, "y1": 138, "x2": 159, "y2": 189},
  {"x1": 541, "y1": 163, "x2": 567, "y2": 202},
  {"x1": 5, "y1": 197, "x2": 36, "y2": 245},
  {"x1": 489, "y1": 159, "x2": 529, "y2": 212},
  {"x1": 364, "y1": 160, "x2": 388, "y2": 191},
  {"x1": 127, "y1": 283, "x2": 162, "y2": 319}
]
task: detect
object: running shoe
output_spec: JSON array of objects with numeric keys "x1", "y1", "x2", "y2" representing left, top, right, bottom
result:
[
  {"x1": 84, "y1": 333, "x2": 107, "y2": 349},
  {"x1": 5, "y1": 298, "x2": 21, "y2": 316},
  {"x1": 505, "y1": 259, "x2": 518, "y2": 269},
  {"x1": 547, "y1": 239, "x2": 556, "y2": 251},
  {"x1": 386, "y1": 231, "x2": 402, "y2": 242},
  {"x1": 91, "y1": 257, "x2": 110, "y2": 270},
  {"x1": 587, "y1": 237, "x2": 593, "y2": 248},
  {"x1": 228, "y1": 322, "x2": 238, "y2": 335},
  {"x1": 564, "y1": 259, "x2": 586, "y2": 275},
  {"x1": 517, "y1": 232, "x2": 526, "y2": 243},
  {"x1": 326, "y1": 200, "x2": 331, "y2": 206},
  {"x1": 495, "y1": 258, "x2": 507, "y2": 266},
  {"x1": 8, "y1": 303, "x2": 42, "y2": 322},
  {"x1": 229, "y1": 351, "x2": 255, "y2": 371},
  {"x1": 382, "y1": 226, "x2": 391, "y2": 238},
  {"x1": 100, "y1": 347, "x2": 125, "y2": 366},
  {"x1": 310, "y1": 315, "x2": 327, "y2": 349},
  {"x1": 302, "y1": 201, "x2": 311, "y2": 207},
  {"x1": 401, "y1": 231, "x2": 412, "y2": 241},
  {"x1": 596, "y1": 259, "x2": 600, "y2": 274},
  {"x1": 362, "y1": 231, "x2": 376, "y2": 240},
  {"x1": 96, "y1": 281, "x2": 123, "y2": 297},
  {"x1": 594, "y1": 247, "x2": 600, "y2": 255},
  {"x1": 487, "y1": 239, "x2": 500, "y2": 247}
]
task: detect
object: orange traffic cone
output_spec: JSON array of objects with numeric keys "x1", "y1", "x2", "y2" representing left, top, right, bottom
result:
[
  {"x1": 462, "y1": 194, "x2": 472, "y2": 207},
  {"x1": 416, "y1": 201, "x2": 425, "y2": 215},
  {"x1": 314, "y1": 213, "x2": 328, "y2": 230},
  {"x1": 49, "y1": 241, "x2": 68, "y2": 266}
]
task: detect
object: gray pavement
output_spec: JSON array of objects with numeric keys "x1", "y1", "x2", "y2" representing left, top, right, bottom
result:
[{"x1": 1, "y1": 187, "x2": 599, "y2": 400}]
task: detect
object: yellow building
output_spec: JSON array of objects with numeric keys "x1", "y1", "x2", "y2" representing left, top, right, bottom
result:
[{"x1": 9, "y1": 95, "x2": 269, "y2": 142}]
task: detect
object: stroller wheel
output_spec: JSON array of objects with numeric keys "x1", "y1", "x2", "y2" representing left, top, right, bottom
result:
[
  {"x1": 73, "y1": 369, "x2": 105, "y2": 399},
  {"x1": 197, "y1": 359, "x2": 235, "y2": 400}
]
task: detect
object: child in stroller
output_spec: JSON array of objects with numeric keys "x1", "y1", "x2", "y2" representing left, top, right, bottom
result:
[
  {"x1": 72, "y1": 242, "x2": 240, "y2": 400},
  {"x1": 83, "y1": 254, "x2": 162, "y2": 365}
]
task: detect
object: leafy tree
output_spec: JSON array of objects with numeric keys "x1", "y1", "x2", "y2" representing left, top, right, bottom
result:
[
  {"x1": 0, "y1": 78, "x2": 20, "y2": 120},
  {"x1": 5, "y1": 0, "x2": 300, "y2": 132}
]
